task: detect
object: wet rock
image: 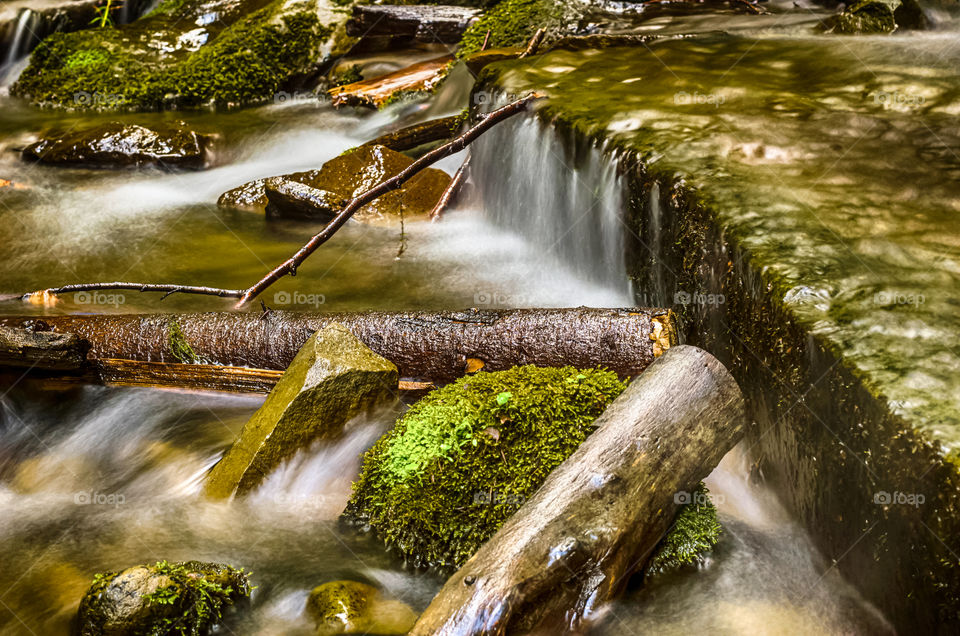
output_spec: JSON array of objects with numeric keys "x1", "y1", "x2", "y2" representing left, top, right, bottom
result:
[
  {"x1": 74, "y1": 560, "x2": 250, "y2": 636},
  {"x1": 346, "y1": 5, "x2": 479, "y2": 44},
  {"x1": 464, "y1": 47, "x2": 525, "y2": 76},
  {"x1": 22, "y1": 122, "x2": 211, "y2": 169},
  {"x1": 12, "y1": 0, "x2": 350, "y2": 111},
  {"x1": 264, "y1": 178, "x2": 346, "y2": 221},
  {"x1": 11, "y1": 453, "x2": 99, "y2": 494},
  {"x1": 306, "y1": 580, "x2": 418, "y2": 635},
  {"x1": 0, "y1": 325, "x2": 88, "y2": 370},
  {"x1": 329, "y1": 55, "x2": 453, "y2": 109},
  {"x1": 204, "y1": 323, "x2": 398, "y2": 499},
  {"x1": 218, "y1": 145, "x2": 451, "y2": 224},
  {"x1": 826, "y1": 0, "x2": 898, "y2": 34}
]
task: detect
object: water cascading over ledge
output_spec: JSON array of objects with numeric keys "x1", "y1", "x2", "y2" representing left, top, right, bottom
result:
[{"x1": 468, "y1": 90, "x2": 960, "y2": 632}]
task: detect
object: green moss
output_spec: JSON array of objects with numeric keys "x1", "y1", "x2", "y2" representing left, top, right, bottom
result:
[
  {"x1": 12, "y1": 1, "x2": 330, "y2": 110},
  {"x1": 457, "y1": 0, "x2": 574, "y2": 58},
  {"x1": 331, "y1": 63, "x2": 363, "y2": 87},
  {"x1": 828, "y1": 0, "x2": 898, "y2": 34},
  {"x1": 342, "y1": 365, "x2": 627, "y2": 571},
  {"x1": 645, "y1": 483, "x2": 722, "y2": 577},
  {"x1": 147, "y1": 0, "x2": 190, "y2": 17},
  {"x1": 168, "y1": 322, "x2": 198, "y2": 364}
]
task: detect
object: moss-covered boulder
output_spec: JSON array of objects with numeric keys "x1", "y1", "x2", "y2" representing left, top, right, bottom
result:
[
  {"x1": 306, "y1": 580, "x2": 417, "y2": 635},
  {"x1": 22, "y1": 122, "x2": 211, "y2": 169},
  {"x1": 74, "y1": 560, "x2": 250, "y2": 636},
  {"x1": 204, "y1": 323, "x2": 398, "y2": 499},
  {"x1": 341, "y1": 365, "x2": 628, "y2": 571},
  {"x1": 218, "y1": 144, "x2": 451, "y2": 224},
  {"x1": 12, "y1": 0, "x2": 349, "y2": 110},
  {"x1": 456, "y1": 0, "x2": 584, "y2": 58}
]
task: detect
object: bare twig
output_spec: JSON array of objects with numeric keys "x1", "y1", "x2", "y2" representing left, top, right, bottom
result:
[
  {"x1": 481, "y1": 30, "x2": 491, "y2": 51},
  {"x1": 519, "y1": 28, "x2": 546, "y2": 58},
  {"x1": 6, "y1": 94, "x2": 540, "y2": 309},
  {"x1": 429, "y1": 154, "x2": 471, "y2": 222}
]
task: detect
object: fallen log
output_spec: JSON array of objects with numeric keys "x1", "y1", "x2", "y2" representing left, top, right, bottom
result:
[
  {"x1": 362, "y1": 114, "x2": 462, "y2": 153},
  {"x1": 329, "y1": 55, "x2": 453, "y2": 109},
  {"x1": 0, "y1": 307, "x2": 676, "y2": 384},
  {"x1": 0, "y1": 325, "x2": 89, "y2": 371},
  {"x1": 409, "y1": 345, "x2": 745, "y2": 635},
  {"x1": 346, "y1": 5, "x2": 479, "y2": 44}
]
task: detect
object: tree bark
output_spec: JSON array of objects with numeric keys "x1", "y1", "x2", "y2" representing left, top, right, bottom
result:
[
  {"x1": 410, "y1": 345, "x2": 745, "y2": 635},
  {"x1": 363, "y1": 115, "x2": 462, "y2": 153},
  {"x1": 0, "y1": 307, "x2": 675, "y2": 384},
  {"x1": 0, "y1": 325, "x2": 89, "y2": 371},
  {"x1": 345, "y1": 4, "x2": 479, "y2": 43}
]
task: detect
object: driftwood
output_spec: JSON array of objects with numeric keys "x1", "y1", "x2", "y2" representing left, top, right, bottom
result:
[
  {"x1": 3, "y1": 96, "x2": 538, "y2": 309},
  {"x1": 345, "y1": 5, "x2": 479, "y2": 43},
  {"x1": 0, "y1": 325, "x2": 89, "y2": 371},
  {"x1": 0, "y1": 308, "x2": 675, "y2": 385},
  {"x1": 363, "y1": 115, "x2": 462, "y2": 153},
  {"x1": 519, "y1": 28, "x2": 546, "y2": 58},
  {"x1": 329, "y1": 55, "x2": 454, "y2": 109},
  {"x1": 410, "y1": 345, "x2": 745, "y2": 635}
]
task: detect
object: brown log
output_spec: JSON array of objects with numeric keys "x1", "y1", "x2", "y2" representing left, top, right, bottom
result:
[
  {"x1": 329, "y1": 55, "x2": 454, "y2": 109},
  {"x1": 0, "y1": 308, "x2": 676, "y2": 384},
  {"x1": 363, "y1": 115, "x2": 462, "y2": 153},
  {"x1": 410, "y1": 345, "x2": 745, "y2": 635},
  {"x1": 345, "y1": 5, "x2": 479, "y2": 43},
  {"x1": 0, "y1": 325, "x2": 89, "y2": 371}
]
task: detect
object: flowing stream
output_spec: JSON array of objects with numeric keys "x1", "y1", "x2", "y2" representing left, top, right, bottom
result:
[{"x1": 2, "y1": 1, "x2": 949, "y2": 632}]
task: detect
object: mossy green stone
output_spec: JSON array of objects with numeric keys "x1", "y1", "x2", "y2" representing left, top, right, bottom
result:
[
  {"x1": 204, "y1": 323, "x2": 398, "y2": 499},
  {"x1": 306, "y1": 580, "x2": 418, "y2": 635},
  {"x1": 457, "y1": 0, "x2": 582, "y2": 58}
]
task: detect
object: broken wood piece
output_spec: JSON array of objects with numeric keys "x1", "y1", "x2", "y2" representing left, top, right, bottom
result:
[
  {"x1": 410, "y1": 345, "x2": 746, "y2": 635},
  {"x1": 0, "y1": 325, "x2": 88, "y2": 371},
  {"x1": 346, "y1": 5, "x2": 479, "y2": 44},
  {"x1": 329, "y1": 55, "x2": 453, "y2": 109},
  {"x1": 362, "y1": 115, "x2": 463, "y2": 153}
]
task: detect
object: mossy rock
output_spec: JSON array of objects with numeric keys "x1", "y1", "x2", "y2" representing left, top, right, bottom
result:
[
  {"x1": 645, "y1": 482, "x2": 723, "y2": 578},
  {"x1": 826, "y1": 0, "x2": 898, "y2": 34},
  {"x1": 218, "y1": 144, "x2": 451, "y2": 223},
  {"x1": 306, "y1": 580, "x2": 417, "y2": 635},
  {"x1": 457, "y1": 0, "x2": 584, "y2": 58},
  {"x1": 341, "y1": 365, "x2": 628, "y2": 571},
  {"x1": 74, "y1": 560, "x2": 251, "y2": 636},
  {"x1": 12, "y1": 0, "x2": 341, "y2": 110}
]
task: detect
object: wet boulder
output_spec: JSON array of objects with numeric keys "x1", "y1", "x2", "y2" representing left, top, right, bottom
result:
[
  {"x1": 74, "y1": 560, "x2": 250, "y2": 636},
  {"x1": 264, "y1": 178, "x2": 347, "y2": 221},
  {"x1": 22, "y1": 122, "x2": 211, "y2": 169},
  {"x1": 346, "y1": 5, "x2": 479, "y2": 44},
  {"x1": 204, "y1": 323, "x2": 398, "y2": 499},
  {"x1": 306, "y1": 580, "x2": 418, "y2": 635},
  {"x1": 826, "y1": 0, "x2": 899, "y2": 34},
  {"x1": 218, "y1": 144, "x2": 451, "y2": 224}
]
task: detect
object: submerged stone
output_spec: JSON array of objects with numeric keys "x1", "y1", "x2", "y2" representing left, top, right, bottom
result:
[
  {"x1": 217, "y1": 144, "x2": 451, "y2": 224},
  {"x1": 204, "y1": 323, "x2": 398, "y2": 499},
  {"x1": 22, "y1": 122, "x2": 211, "y2": 169},
  {"x1": 74, "y1": 560, "x2": 250, "y2": 636},
  {"x1": 306, "y1": 580, "x2": 417, "y2": 635}
]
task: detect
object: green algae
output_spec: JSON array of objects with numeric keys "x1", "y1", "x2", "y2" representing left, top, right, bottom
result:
[
  {"x1": 342, "y1": 365, "x2": 627, "y2": 571},
  {"x1": 168, "y1": 322, "x2": 198, "y2": 364},
  {"x1": 12, "y1": 0, "x2": 330, "y2": 110},
  {"x1": 645, "y1": 483, "x2": 722, "y2": 577}
]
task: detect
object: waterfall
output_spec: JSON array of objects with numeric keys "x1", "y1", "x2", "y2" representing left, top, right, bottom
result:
[
  {"x1": 470, "y1": 115, "x2": 632, "y2": 297},
  {"x1": 2, "y1": 9, "x2": 38, "y2": 71}
]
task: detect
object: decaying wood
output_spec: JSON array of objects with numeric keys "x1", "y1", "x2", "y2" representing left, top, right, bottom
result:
[
  {"x1": 0, "y1": 325, "x2": 89, "y2": 371},
  {"x1": 429, "y1": 154, "x2": 470, "y2": 221},
  {"x1": 329, "y1": 55, "x2": 453, "y2": 109},
  {"x1": 410, "y1": 345, "x2": 745, "y2": 635},
  {"x1": 363, "y1": 115, "x2": 462, "y2": 152},
  {"x1": 346, "y1": 5, "x2": 479, "y2": 43},
  {"x1": 519, "y1": 28, "x2": 546, "y2": 58},
  {"x1": 4, "y1": 96, "x2": 539, "y2": 309},
  {"x1": 0, "y1": 307, "x2": 676, "y2": 384}
]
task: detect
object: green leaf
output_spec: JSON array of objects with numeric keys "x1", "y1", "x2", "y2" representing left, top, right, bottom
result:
[{"x1": 496, "y1": 392, "x2": 512, "y2": 406}]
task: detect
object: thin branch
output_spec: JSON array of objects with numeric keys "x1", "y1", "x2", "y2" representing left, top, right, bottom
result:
[
  {"x1": 519, "y1": 29, "x2": 546, "y2": 58},
  {"x1": 234, "y1": 93, "x2": 540, "y2": 307},
  {"x1": 16, "y1": 283, "x2": 244, "y2": 304},
  {"x1": 429, "y1": 154, "x2": 470, "y2": 222}
]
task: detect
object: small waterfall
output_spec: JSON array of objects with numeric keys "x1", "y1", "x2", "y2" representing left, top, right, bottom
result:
[
  {"x1": 470, "y1": 115, "x2": 631, "y2": 296},
  {"x1": 2, "y1": 9, "x2": 39, "y2": 72}
]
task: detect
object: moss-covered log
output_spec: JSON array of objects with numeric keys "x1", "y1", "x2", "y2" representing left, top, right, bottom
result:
[
  {"x1": 410, "y1": 345, "x2": 745, "y2": 635},
  {"x1": 0, "y1": 307, "x2": 675, "y2": 384}
]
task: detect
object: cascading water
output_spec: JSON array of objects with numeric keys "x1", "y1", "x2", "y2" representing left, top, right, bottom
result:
[
  {"x1": 1, "y1": 9, "x2": 38, "y2": 75},
  {"x1": 470, "y1": 114, "x2": 632, "y2": 298}
]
